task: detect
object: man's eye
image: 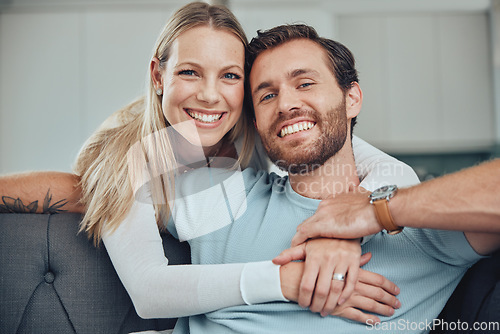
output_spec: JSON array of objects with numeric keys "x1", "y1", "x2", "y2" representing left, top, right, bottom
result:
[
  {"x1": 261, "y1": 93, "x2": 276, "y2": 102},
  {"x1": 224, "y1": 73, "x2": 241, "y2": 80},
  {"x1": 179, "y1": 70, "x2": 196, "y2": 76},
  {"x1": 299, "y1": 82, "x2": 312, "y2": 88}
]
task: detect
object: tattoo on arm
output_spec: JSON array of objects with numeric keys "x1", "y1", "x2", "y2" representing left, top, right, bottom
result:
[{"x1": 0, "y1": 189, "x2": 68, "y2": 214}]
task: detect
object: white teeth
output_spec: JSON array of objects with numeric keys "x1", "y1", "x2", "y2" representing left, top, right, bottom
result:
[
  {"x1": 187, "y1": 110, "x2": 222, "y2": 123},
  {"x1": 280, "y1": 121, "x2": 315, "y2": 138}
]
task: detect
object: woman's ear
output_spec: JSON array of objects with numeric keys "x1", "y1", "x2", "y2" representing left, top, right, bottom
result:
[
  {"x1": 150, "y1": 57, "x2": 163, "y2": 90},
  {"x1": 345, "y1": 82, "x2": 362, "y2": 119}
]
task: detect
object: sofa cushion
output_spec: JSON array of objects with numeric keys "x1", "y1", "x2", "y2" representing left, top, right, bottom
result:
[{"x1": 0, "y1": 213, "x2": 190, "y2": 334}]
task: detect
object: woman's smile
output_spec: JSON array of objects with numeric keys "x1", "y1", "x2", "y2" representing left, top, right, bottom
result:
[{"x1": 184, "y1": 108, "x2": 226, "y2": 126}]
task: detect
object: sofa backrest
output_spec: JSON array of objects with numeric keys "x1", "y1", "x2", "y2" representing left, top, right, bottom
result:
[{"x1": 0, "y1": 213, "x2": 190, "y2": 334}]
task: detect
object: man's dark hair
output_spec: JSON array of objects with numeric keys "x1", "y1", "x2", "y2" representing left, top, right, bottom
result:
[{"x1": 246, "y1": 24, "x2": 358, "y2": 133}]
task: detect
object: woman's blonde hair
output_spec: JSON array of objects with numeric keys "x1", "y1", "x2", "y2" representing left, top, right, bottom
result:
[{"x1": 74, "y1": 2, "x2": 254, "y2": 245}]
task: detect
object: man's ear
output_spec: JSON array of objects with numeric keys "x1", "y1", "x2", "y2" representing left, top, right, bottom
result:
[
  {"x1": 345, "y1": 82, "x2": 362, "y2": 119},
  {"x1": 150, "y1": 57, "x2": 163, "y2": 90}
]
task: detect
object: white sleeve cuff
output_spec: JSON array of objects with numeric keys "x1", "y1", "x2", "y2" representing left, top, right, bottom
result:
[{"x1": 240, "y1": 260, "x2": 289, "y2": 305}]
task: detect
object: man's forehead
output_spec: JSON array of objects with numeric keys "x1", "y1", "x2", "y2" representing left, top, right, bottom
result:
[
  {"x1": 250, "y1": 40, "x2": 330, "y2": 90},
  {"x1": 252, "y1": 39, "x2": 321, "y2": 66}
]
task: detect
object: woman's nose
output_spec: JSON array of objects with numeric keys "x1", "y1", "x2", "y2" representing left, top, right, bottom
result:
[{"x1": 197, "y1": 79, "x2": 221, "y2": 105}]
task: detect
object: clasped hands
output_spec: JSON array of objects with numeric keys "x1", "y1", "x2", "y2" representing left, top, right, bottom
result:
[{"x1": 274, "y1": 188, "x2": 400, "y2": 324}]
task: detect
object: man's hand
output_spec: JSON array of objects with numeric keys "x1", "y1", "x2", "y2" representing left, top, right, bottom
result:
[
  {"x1": 273, "y1": 238, "x2": 362, "y2": 314},
  {"x1": 291, "y1": 188, "x2": 382, "y2": 246},
  {"x1": 279, "y1": 255, "x2": 400, "y2": 323}
]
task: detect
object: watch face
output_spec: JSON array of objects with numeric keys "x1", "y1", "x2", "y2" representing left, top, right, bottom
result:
[{"x1": 370, "y1": 185, "x2": 398, "y2": 201}]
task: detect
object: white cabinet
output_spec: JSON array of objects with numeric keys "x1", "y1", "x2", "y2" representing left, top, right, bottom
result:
[{"x1": 338, "y1": 13, "x2": 494, "y2": 153}]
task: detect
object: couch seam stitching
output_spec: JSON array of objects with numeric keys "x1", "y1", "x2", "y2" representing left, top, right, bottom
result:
[{"x1": 47, "y1": 213, "x2": 78, "y2": 334}]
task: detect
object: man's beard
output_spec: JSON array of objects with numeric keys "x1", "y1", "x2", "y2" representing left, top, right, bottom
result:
[{"x1": 259, "y1": 100, "x2": 348, "y2": 175}]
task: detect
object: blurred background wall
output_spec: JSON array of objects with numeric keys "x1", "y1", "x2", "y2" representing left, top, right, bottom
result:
[{"x1": 0, "y1": 0, "x2": 498, "y2": 180}]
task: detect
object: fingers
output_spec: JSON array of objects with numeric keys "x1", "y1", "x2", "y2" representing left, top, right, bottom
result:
[
  {"x1": 347, "y1": 292, "x2": 397, "y2": 317},
  {"x1": 272, "y1": 244, "x2": 306, "y2": 265},
  {"x1": 310, "y1": 260, "x2": 338, "y2": 314},
  {"x1": 291, "y1": 217, "x2": 315, "y2": 247},
  {"x1": 333, "y1": 303, "x2": 381, "y2": 325},
  {"x1": 318, "y1": 266, "x2": 346, "y2": 316},
  {"x1": 298, "y1": 252, "x2": 347, "y2": 311},
  {"x1": 338, "y1": 261, "x2": 358, "y2": 305},
  {"x1": 358, "y1": 268, "x2": 400, "y2": 296},
  {"x1": 355, "y1": 281, "x2": 401, "y2": 311},
  {"x1": 359, "y1": 252, "x2": 372, "y2": 266},
  {"x1": 292, "y1": 207, "x2": 333, "y2": 247},
  {"x1": 297, "y1": 255, "x2": 320, "y2": 308}
]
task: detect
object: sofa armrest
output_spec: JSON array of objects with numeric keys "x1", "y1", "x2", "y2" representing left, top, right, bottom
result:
[{"x1": 0, "y1": 213, "x2": 190, "y2": 334}]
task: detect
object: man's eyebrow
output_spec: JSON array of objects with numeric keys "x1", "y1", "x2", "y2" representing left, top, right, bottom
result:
[
  {"x1": 253, "y1": 81, "x2": 272, "y2": 96},
  {"x1": 290, "y1": 68, "x2": 320, "y2": 78}
]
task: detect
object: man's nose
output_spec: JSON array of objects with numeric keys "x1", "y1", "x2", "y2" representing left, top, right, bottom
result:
[
  {"x1": 197, "y1": 78, "x2": 221, "y2": 105},
  {"x1": 278, "y1": 88, "x2": 302, "y2": 113}
]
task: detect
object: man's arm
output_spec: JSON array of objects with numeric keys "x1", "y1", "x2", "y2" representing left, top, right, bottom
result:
[
  {"x1": 292, "y1": 159, "x2": 500, "y2": 254},
  {"x1": 0, "y1": 171, "x2": 84, "y2": 214}
]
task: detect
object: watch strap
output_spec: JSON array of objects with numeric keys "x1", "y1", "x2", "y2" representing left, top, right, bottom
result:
[{"x1": 372, "y1": 199, "x2": 403, "y2": 235}]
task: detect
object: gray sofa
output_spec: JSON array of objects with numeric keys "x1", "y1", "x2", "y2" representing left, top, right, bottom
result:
[{"x1": 0, "y1": 213, "x2": 499, "y2": 333}]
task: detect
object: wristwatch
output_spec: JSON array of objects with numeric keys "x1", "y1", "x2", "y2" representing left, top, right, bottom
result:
[{"x1": 369, "y1": 185, "x2": 403, "y2": 235}]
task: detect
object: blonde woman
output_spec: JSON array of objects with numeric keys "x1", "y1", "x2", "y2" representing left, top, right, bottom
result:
[{"x1": 0, "y1": 1, "x2": 414, "y2": 326}]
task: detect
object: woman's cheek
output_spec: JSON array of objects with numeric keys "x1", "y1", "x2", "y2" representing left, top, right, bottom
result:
[{"x1": 226, "y1": 83, "x2": 245, "y2": 112}]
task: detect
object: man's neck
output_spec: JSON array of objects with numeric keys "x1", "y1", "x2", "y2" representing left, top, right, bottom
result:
[{"x1": 288, "y1": 145, "x2": 360, "y2": 200}]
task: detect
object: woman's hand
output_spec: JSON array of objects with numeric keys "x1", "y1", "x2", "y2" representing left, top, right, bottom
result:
[
  {"x1": 279, "y1": 255, "x2": 401, "y2": 323},
  {"x1": 332, "y1": 265, "x2": 401, "y2": 324},
  {"x1": 273, "y1": 238, "x2": 362, "y2": 315}
]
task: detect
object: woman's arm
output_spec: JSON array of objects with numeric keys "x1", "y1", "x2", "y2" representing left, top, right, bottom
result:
[
  {"x1": 0, "y1": 171, "x2": 83, "y2": 214},
  {"x1": 103, "y1": 199, "x2": 285, "y2": 319}
]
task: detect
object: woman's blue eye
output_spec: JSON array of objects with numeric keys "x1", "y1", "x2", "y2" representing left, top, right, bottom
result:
[
  {"x1": 179, "y1": 70, "x2": 196, "y2": 76},
  {"x1": 224, "y1": 73, "x2": 241, "y2": 80}
]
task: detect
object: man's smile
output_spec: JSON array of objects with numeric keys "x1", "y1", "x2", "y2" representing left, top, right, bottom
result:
[{"x1": 278, "y1": 120, "x2": 316, "y2": 138}]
